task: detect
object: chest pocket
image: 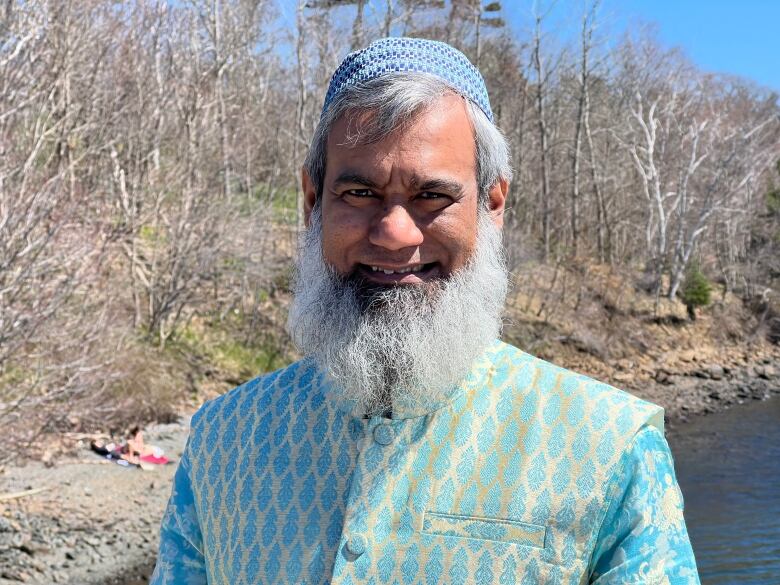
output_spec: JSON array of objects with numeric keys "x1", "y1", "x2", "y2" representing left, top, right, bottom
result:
[{"x1": 422, "y1": 511, "x2": 547, "y2": 549}]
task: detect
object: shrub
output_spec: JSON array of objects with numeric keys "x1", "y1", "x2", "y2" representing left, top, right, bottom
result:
[{"x1": 681, "y1": 263, "x2": 712, "y2": 321}]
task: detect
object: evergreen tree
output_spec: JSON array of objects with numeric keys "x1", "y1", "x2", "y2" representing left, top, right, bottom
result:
[{"x1": 681, "y1": 262, "x2": 712, "y2": 321}]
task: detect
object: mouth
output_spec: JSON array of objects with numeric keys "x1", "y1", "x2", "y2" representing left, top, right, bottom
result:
[{"x1": 356, "y1": 262, "x2": 440, "y2": 284}]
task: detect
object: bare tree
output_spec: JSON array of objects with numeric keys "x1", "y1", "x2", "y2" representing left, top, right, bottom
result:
[
  {"x1": 568, "y1": 0, "x2": 601, "y2": 258},
  {"x1": 2, "y1": 0, "x2": 780, "y2": 460},
  {"x1": 532, "y1": 2, "x2": 553, "y2": 262}
]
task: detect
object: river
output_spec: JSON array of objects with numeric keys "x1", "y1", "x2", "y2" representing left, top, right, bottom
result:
[{"x1": 669, "y1": 396, "x2": 780, "y2": 584}]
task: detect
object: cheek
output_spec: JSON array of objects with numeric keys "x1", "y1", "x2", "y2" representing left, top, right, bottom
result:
[
  {"x1": 428, "y1": 215, "x2": 479, "y2": 272},
  {"x1": 431, "y1": 208, "x2": 477, "y2": 260},
  {"x1": 320, "y1": 205, "x2": 368, "y2": 268},
  {"x1": 451, "y1": 232, "x2": 478, "y2": 270}
]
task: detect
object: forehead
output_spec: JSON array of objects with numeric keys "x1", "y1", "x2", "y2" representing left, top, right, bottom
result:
[{"x1": 325, "y1": 94, "x2": 477, "y2": 187}]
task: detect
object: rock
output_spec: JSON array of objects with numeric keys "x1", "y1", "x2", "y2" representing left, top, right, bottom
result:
[
  {"x1": 655, "y1": 370, "x2": 670, "y2": 384},
  {"x1": 41, "y1": 451, "x2": 54, "y2": 468},
  {"x1": 1, "y1": 530, "x2": 30, "y2": 550},
  {"x1": 755, "y1": 365, "x2": 775, "y2": 380},
  {"x1": 1, "y1": 569, "x2": 28, "y2": 582},
  {"x1": 82, "y1": 535, "x2": 100, "y2": 547},
  {"x1": 693, "y1": 364, "x2": 725, "y2": 379},
  {"x1": 18, "y1": 543, "x2": 35, "y2": 556},
  {"x1": 679, "y1": 350, "x2": 696, "y2": 363},
  {"x1": 0, "y1": 517, "x2": 14, "y2": 532}
]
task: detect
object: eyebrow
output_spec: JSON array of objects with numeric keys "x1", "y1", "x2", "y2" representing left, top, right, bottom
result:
[
  {"x1": 414, "y1": 177, "x2": 465, "y2": 196},
  {"x1": 332, "y1": 172, "x2": 380, "y2": 189},
  {"x1": 332, "y1": 172, "x2": 465, "y2": 196}
]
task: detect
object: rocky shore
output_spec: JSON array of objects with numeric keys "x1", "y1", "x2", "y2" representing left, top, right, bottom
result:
[
  {"x1": 605, "y1": 352, "x2": 780, "y2": 433},
  {"x1": 0, "y1": 356, "x2": 777, "y2": 585},
  {"x1": 0, "y1": 422, "x2": 188, "y2": 585}
]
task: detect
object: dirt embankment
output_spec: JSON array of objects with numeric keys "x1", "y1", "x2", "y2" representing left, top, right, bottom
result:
[{"x1": 504, "y1": 262, "x2": 780, "y2": 428}]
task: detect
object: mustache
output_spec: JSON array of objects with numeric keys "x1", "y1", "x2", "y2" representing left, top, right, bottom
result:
[{"x1": 341, "y1": 270, "x2": 442, "y2": 310}]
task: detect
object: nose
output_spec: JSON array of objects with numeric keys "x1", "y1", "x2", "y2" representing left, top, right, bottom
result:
[{"x1": 369, "y1": 204, "x2": 424, "y2": 251}]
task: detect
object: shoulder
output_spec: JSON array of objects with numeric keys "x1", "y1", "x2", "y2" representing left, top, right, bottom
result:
[
  {"x1": 188, "y1": 359, "x2": 322, "y2": 435},
  {"x1": 589, "y1": 423, "x2": 697, "y2": 580},
  {"x1": 490, "y1": 340, "x2": 665, "y2": 433}
]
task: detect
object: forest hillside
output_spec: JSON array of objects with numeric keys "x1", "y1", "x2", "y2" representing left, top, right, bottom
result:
[{"x1": 1, "y1": 0, "x2": 779, "y2": 463}]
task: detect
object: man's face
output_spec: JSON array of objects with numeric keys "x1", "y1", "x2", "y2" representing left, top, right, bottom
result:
[
  {"x1": 303, "y1": 94, "x2": 506, "y2": 285},
  {"x1": 292, "y1": 93, "x2": 510, "y2": 415}
]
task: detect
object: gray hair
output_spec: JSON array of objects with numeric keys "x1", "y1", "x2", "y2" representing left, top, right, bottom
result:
[{"x1": 303, "y1": 72, "x2": 512, "y2": 206}]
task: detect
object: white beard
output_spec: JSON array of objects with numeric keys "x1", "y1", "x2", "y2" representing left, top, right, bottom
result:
[{"x1": 287, "y1": 205, "x2": 508, "y2": 417}]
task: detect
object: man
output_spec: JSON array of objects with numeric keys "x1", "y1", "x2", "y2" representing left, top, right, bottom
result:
[{"x1": 152, "y1": 38, "x2": 699, "y2": 584}]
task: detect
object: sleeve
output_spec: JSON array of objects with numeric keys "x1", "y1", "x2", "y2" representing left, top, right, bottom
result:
[
  {"x1": 150, "y1": 434, "x2": 208, "y2": 585},
  {"x1": 587, "y1": 424, "x2": 701, "y2": 585}
]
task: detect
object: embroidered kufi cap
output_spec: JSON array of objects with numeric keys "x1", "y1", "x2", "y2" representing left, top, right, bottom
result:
[{"x1": 322, "y1": 37, "x2": 494, "y2": 122}]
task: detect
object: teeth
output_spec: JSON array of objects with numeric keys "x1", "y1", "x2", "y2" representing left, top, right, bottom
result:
[{"x1": 369, "y1": 264, "x2": 425, "y2": 275}]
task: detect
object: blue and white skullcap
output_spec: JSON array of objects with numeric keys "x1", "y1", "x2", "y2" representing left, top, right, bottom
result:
[{"x1": 322, "y1": 37, "x2": 494, "y2": 122}]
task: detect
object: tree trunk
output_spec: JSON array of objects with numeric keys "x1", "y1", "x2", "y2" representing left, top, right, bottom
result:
[
  {"x1": 352, "y1": 0, "x2": 365, "y2": 50},
  {"x1": 533, "y1": 12, "x2": 551, "y2": 262}
]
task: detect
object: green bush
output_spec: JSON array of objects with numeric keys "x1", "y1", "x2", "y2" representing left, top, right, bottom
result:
[{"x1": 681, "y1": 263, "x2": 712, "y2": 321}]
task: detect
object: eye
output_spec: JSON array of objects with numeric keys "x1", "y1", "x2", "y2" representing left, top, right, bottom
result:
[
  {"x1": 345, "y1": 188, "x2": 374, "y2": 197},
  {"x1": 417, "y1": 192, "x2": 454, "y2": 207}
]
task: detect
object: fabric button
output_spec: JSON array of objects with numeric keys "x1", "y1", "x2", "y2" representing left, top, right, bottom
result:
[
  {"x1": 345, "y1": 535, "x2": 366, "y2": 557},
  {"x1": 373, "y1": 424, "x2": 394, "y2": 445}
]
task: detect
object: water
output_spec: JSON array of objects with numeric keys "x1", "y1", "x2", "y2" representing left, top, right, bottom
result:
[{"x1": 669, "y1": 397, "x2": 780, "y2": 584}]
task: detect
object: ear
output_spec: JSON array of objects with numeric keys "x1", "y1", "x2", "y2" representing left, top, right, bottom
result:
[
  {"x1": 486, "y1": 178, "x2": 509, "y2": 229},
  {"x1": 301, "y1": 167, "x2": 317, "y2": 227}
]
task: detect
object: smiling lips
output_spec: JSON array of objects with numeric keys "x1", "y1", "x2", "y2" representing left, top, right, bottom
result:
[{"x1": 358, "y1": 262, "x2": 438, "y2": 283}]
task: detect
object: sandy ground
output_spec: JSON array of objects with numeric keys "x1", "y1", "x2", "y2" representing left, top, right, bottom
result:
[{"x1": 0, "y1": 355, "x2": 778, "y2": 585}]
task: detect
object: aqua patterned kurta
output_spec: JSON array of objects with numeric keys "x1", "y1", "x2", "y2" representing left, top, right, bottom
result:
[{"x1": 151, "y1": 340, "x2": 699, "y2": 584}]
